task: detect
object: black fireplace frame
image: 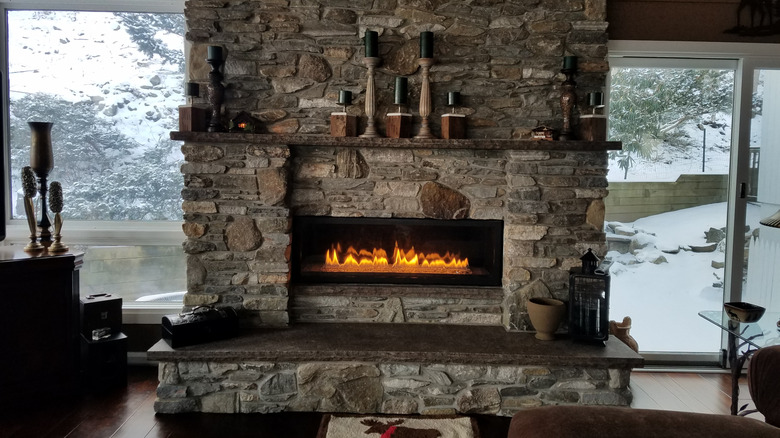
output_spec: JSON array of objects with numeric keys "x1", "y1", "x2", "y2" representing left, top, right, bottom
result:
[{"x1": 291, "y1": 216, "x2": 503, "y2": 286}]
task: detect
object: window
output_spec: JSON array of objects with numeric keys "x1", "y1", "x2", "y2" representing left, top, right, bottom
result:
[
  {"x1": 2, "y1": 2, "x2": 186, "y2": 309},
  {"x1": 606, "y1": 41, "x2": 780, "y2": 363}
]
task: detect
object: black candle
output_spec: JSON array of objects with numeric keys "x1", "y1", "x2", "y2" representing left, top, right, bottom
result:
[
  {"x1": 185, "y1": 82, "x2": 200, "y2": 97},
  {"x1": 420, "y1": 31, "x2": 433, "y2": 58},
  {"x1": 365, "y1": 30, "x2": 378, "y2": 57},
  {"x1": 588, "y1": 92, "x2": 604, "y2": 107},
  {"x1": 448, "y1": 91, "x2": 460, "y2": 107},
  {"x1": 207, "y1": 46, "x2": 223, "y2": 62},
  {"x1": 563, "y1": 55, "x2": 577, "y2": 71},
  {"x1": 338, "y1": 90, "x2": 352, "y2": 106},
  {"x1": 394, "y1": 77, "x2": 408, "y2": 105}
]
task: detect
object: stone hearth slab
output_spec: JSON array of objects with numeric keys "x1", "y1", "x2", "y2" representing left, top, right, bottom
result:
[
  {"x1": 149, "y1": 324, "x2": 643, "y2": 415},
  {"x1": 148, "y1": 323, "x2": 642, "y2": 368}
]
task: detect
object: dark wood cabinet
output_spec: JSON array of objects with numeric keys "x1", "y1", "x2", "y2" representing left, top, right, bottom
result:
[{"x1": 0, "y1": 248, "x2": 83, "y2": 408}]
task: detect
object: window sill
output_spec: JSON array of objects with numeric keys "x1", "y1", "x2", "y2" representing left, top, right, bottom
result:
[
  {"x1": 3, "y1": 220, "x2": 184, "y2": 246},
  {"x1": 123, "y1": 303, "x2": 181, "y2": 325}
]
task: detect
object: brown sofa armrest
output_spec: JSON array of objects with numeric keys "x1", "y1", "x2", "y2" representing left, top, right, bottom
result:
[{"x1": 508, "y1": 406, "x2": 779, "y2": 438}]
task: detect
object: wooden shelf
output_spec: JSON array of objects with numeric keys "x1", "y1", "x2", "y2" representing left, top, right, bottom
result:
[{"x1": 170, "y1": 132, "x2": 622, "y2": 152}]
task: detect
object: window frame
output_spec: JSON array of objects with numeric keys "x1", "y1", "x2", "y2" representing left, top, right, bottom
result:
[{"x1": 0, "y1": 0, "x2": 187, "y2": 318}]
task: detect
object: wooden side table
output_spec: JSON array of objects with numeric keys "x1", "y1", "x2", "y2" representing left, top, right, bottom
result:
[{"x1": 0, "y1": 248, "x2": 84, "y2": 407}]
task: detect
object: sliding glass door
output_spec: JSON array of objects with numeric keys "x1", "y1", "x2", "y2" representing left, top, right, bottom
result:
[
  {"x1": 605, "y1": 58, "x2": 737, "y2": 355},
  {"x1": 606, "y1": 43, "x2": 780, "y2": 361},
  {"x1": 739, "y1": 66, "x2": 780, "y2": 315}
]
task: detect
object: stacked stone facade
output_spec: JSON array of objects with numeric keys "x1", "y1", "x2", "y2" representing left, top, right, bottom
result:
[
  {"x1": 162, "y1": 0, "x2": 632, "y2": 417},
  {"x1": 155, "y1": 360, "x2": 631, "y2": 415},
  {"x1": 185, "y1": 0, "x2": 609, "y2": 139},
  {"x1": 178, "y1": 135, "x2": 609, "y2": 329}
]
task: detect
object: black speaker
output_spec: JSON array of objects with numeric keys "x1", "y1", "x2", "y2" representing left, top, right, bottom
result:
[{"x1": 80, "y1": 293, "x2": 122, "y2": 340}]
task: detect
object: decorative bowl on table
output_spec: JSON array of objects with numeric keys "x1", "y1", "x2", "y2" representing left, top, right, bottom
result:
[{"x1": 724, "y1": 302, "x2": 765, "y2": 323}]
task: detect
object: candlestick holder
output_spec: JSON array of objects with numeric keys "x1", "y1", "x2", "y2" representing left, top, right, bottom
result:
[
  {"x1": 28, "y1": 121, "x2": 54, "y2": 247},
  {"x1": 559, "y1": 68, "x2": 577, "y2": 141},
  {"x1": 360, "y1": 57, "x2": 381, "y2": 138},
  {"x1": 207, "y1": 57, "x2": 225, "y2": 133},
  {"x1": 21, "y1": 166, "x2": 44, "y2": 253},
  {"x1": 48, "y1": 181, "x2": 68, "y2": 254},
  {"x1": 415, "y1": 58, "x2": 435, "y2": 139}
]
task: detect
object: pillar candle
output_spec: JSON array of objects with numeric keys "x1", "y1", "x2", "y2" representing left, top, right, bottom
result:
[
  {"x1": 185, "y1": 82, "x2": 200, "y2": 97},
  {"x1": 365, "y1": 30, "x2": 378, "y2": 57},
  {"x1": 448, "y1": 91, "x2": 460, "y2": 107},
  {"x1": 394, "y1": 77, "x2": 408, "y2": 105},
  {"x1": 338, "y1": 90, "x2": 352, "y2": 106},
  {"x1": 563, "y1": 55, "x2": 577, "y2": 71},
  {"x1": 588, "y1": 92, "x2": 604, "y2": 107},
  {"x1": 207, "y1": 46, "x2": 223, "y2": 62},
  {"x1": 420, "y1": 31, "x2": 433, "y2": 58}
]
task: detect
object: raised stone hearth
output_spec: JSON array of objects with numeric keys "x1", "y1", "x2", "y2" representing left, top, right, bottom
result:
[{"x1": 149, "y1": 323, "x2": 643, "y2": 415}]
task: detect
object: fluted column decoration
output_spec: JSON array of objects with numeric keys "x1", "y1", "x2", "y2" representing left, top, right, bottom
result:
[
  {"x1": 415, "y1": 58, "x2": 435, "y2": 139},
  {"x1": 360, "y1": 57, "x2": 381, "y2": 138}
]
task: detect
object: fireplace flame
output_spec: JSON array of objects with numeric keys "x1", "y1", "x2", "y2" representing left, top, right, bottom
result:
[{"x1": 324, "y1": 242, "x2": 471, "y2": 274}]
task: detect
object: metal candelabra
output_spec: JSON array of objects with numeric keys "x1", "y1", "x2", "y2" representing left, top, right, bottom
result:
[{"x1": 360, "y1": 57, "x2": 381, "y2": 138}]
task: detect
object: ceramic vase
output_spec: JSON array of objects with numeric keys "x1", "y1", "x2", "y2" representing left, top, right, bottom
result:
[{"x1": 527, "y1": 297, "x2": 566, "y2": 341}]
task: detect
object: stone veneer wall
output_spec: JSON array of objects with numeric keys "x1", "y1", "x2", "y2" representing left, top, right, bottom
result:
[
  {"x1": 180, "y1": 0, "x2": 613, "y2": 328},
  {"x1": 155, "y1": 360, "x2": 631, "y2": 415},
  {"x1": 185, "y1": 0, "x2": 608, "y2": 138},
  {"x1": 180, "y1": 136, "x2": 610, "y2": 329}
]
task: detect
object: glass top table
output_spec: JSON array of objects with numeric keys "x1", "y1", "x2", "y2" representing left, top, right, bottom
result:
[
  {"x1": 698, "y1": 310, "x2": 780, "y2": 350},
  {"x1": 698, "y1": 310, "x2": 780, "y2": 415}
]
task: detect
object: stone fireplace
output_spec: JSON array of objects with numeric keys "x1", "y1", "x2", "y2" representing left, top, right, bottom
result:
[{"x1": 149, "y1": 0, "x2": 644, "y2": 416}]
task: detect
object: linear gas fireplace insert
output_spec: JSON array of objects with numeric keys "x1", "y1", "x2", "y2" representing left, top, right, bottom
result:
[{"x1": 291, "y1": 216, "x2": 503, "y2": 286}]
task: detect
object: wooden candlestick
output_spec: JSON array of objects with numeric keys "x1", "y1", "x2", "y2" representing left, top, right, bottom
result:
[
  {"x1": 207, "y1": 56, "x2": 225, "y2": 133},
  {"x1": 360, "y1": 57, "x2": 381, "y2": 138},
  {"x1": 415, "y1": 58, "x2": 435, "y2": 139},
  {"x1": 559, "y1": 69, "x2": 577, "y2": 141}
]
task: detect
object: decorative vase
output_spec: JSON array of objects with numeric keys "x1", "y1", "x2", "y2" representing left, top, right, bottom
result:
[
  {"x1": 527, "y1": 297, "x2": 566, "y2": 341},
  {"x1": 609, "y1": 316, "x2": 639, "y2": 352},
  {"x1": 28, "y1": 121, "x2": 54, "y2": 247}
]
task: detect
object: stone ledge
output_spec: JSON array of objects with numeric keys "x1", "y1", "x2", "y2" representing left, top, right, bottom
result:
[
  {"x1": 170, "y1": 132, "x2": 622, "y2": 152},
  {"x1": 148, "y1": 323, "x2": 644, "y2": 369},
  {"x1": 293, "y1": 284, "x2": 505, "y2": 300}
]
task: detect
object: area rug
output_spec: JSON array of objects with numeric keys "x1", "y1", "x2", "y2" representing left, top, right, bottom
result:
[{"x1": 316, "y1": 414, "x2": 480, "y2": 438}]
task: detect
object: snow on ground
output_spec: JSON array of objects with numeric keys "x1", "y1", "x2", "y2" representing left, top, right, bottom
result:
[
  {"x1": 607, "y1": 202, "x2": 762, "y2": 352},
  {"x1": 8, "y1": 10, "x2": 182, "y2": 147}
]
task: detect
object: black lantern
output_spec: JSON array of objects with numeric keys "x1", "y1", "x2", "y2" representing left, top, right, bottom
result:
[{"x1": 569, "y1": 249, "x2": 609, "y2": 343}]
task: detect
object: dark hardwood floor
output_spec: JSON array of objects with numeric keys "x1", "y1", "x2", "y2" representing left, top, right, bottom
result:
[{"x1": 0, "y1": 366, "x2": 759, "y2": 438}]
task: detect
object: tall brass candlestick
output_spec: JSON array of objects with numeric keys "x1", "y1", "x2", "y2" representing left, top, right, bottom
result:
[
  {"x1": 415, "y1": 58, "x2": 435, "y2": 139},
  {"x1": 28, "y1": 121, "x2": 54, "y2": 247},
  {"x1": 360, "y1": 57, "x2": 381, "y2": 138}
]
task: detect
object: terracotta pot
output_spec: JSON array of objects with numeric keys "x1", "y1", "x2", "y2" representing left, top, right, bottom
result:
[{"x1": 527, "y1": 297, "x2": 565, "y2": 341}]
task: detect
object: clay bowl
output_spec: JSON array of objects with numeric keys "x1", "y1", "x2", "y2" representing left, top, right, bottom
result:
[{"x1": 724, "y1": 302, "x2": 765, "y2": 323}]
